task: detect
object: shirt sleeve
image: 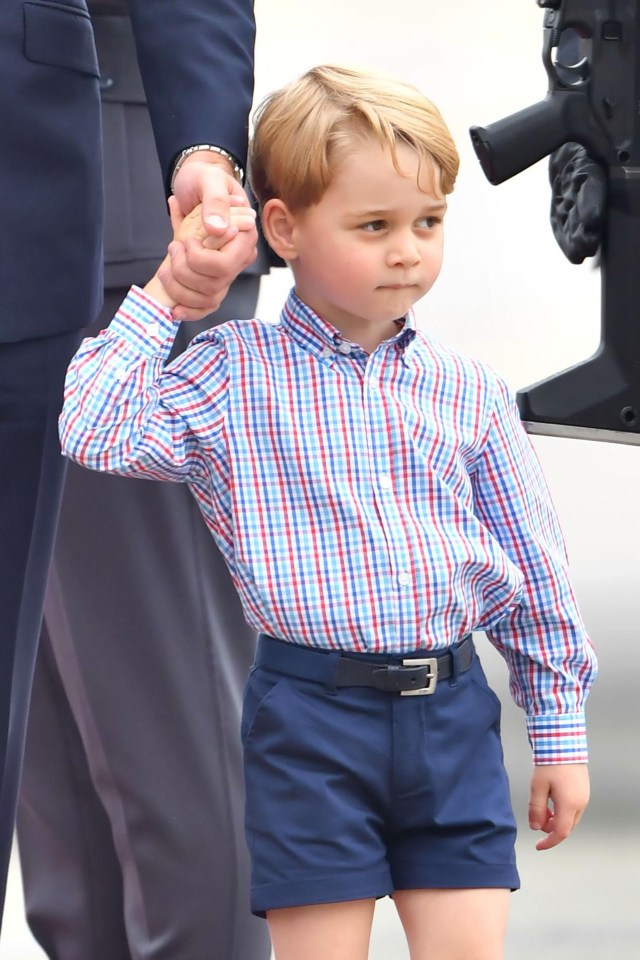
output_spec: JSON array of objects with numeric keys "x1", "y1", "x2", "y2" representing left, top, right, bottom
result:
[
  {"x1": 471, "y1": 374, "x2": 597, "y2": 765},
  {"x1": 59, "y1": 286, "x2": 229, "y2": 482}
]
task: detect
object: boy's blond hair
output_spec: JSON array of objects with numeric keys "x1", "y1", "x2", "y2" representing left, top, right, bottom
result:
[{"x1": 249, "y1": 64, "x2": 459, "y2": 211}]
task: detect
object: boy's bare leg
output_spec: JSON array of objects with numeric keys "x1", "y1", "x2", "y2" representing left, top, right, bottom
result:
[
  {"x1": 267, "y1": 899, "x2": 376, "y2": 960},
  {"x1": 394, "y1": 888, "x2": 510, "y2": 960}
]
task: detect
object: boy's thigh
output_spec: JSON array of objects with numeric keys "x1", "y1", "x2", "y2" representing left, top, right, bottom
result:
[
  {"x1": 394, "y1": 887, "x2": 510, "y2": 960},
  {"x1": 267, "y1": 899, "x2": 376, "y2": 960}
]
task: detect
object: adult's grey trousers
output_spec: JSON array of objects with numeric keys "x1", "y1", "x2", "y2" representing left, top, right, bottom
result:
[{"x1": 17, "y1": 283, "x2": 270, "y2": 960}]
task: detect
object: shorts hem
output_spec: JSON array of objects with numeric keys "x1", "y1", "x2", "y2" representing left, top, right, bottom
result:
[
  {"x1": 391, "y1": 861, "x2": 520, "y2": 892},
  {"x1": 251, "y1": 871, "x2": 392, "y2": 918}
]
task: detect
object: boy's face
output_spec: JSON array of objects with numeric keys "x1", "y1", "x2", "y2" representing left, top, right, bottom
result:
[{"x1": 285, "y1": 137, "x2": 446, "y2": 346}]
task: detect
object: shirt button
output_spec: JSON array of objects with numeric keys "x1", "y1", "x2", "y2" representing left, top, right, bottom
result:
[
  {"x1": 112, "y1": 365, "x2": 128, "y2": 382},
  {"x1": 397, "y1": 571, "x2": 411, "y2": 586},
  {"x1": 146, "y1": 320, "x2": 160, "y2": 337},
  {"x1": 379, "y1": 474, "x2": 392, "y2": 490},
  {"x1": 320, "y1": 346, "x2": 332, "y2": 360},
  {"x1": 337, "y1": 341, "x2": 352, "y2": 355}
]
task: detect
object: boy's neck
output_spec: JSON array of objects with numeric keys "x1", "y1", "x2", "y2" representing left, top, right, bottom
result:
[
  {"x1": 337, "y1": 317, "x2": 403, "y2": 354},
  {"x1": 294, "y1": 292, "x2": 403, "y2": 354}
]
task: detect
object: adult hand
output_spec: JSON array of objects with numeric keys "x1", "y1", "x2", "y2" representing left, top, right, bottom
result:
[
  {"x1": 528, "y1": 763, "x2": 590, "y2": 851},
  {"x1": 163, "y1": 155, "x2": 258, "y2": 320}
]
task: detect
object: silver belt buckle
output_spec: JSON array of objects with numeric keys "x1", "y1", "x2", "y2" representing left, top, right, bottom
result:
[{"x1": 400, "y1": 657, "x2": 438, "y2": 696}]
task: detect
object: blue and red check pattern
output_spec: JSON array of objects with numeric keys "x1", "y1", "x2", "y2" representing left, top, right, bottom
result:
[{"x1": 60, "y1": 286, "x2": 596, "y2": 763}]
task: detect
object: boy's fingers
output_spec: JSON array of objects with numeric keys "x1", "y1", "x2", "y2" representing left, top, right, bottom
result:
[
  {"x1": 202, "y1": 209, "x2": 256, "y2": 249},
  {"x1": 201, "y1": 172, "x2": 250, "y2": 234},
  {"x1": 529, "y1": 764, "x2": 589, "y2": 851},
  {"x1": 201, "y1": 226, "x2": 239, "y2": 252},
  {"x1": 167, "y1": 195, "x2": 186, "y2": 235},
  {"x1": 172, "y1": 198, "x2": 256, "y2": 250},
  {"x1": 158, "y1": 245, "x2": 230, "y2": 316},
  {"x1": 183, "y1": 229, "x2": 258, "y2": 277},
  {"x1": 159, "y1": 230, "x2": 257, "y2": 320},
  {"x1": 160, "y1": 200, "x2": 258, "y2": 319},
  {"x1": 528, "y1": 776, "x2": 551, "y2": 831},
  {"x1": 231, "y1": 207, "x2": 257, "y2": 226},
  {"x1": 535, "y1": 807, "x2": 582, "y2": 851}
]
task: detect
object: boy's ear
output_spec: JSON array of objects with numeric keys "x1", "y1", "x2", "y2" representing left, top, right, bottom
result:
[{"x1": 261, "y1": 199, "x2": 299, "y2": 261}]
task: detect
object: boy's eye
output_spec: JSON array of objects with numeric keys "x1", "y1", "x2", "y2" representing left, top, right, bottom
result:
[
  {"x1": 361, "y1": 220, "x2": 386, "y2": 232},
  {"x1": 416, "y1": 216, "x2": 441, "y2": 229}
]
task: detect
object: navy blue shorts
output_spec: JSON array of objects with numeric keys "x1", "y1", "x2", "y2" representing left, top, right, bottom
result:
[{"x1": 241, "y1": 636, "x2": 519, "y2": 917}]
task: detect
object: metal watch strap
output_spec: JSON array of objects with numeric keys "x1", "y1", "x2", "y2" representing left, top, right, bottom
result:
[{"x1": 170, "y1": 144, "x2": 244, "y2": 192}]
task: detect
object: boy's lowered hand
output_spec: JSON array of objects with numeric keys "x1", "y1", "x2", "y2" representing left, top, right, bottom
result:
[
  {"x1": 528, "y1": 763, "x2": 590, "y2": 851},
  {"x1": 147, "y1": 197, "x2": 256, "y2": 320}
]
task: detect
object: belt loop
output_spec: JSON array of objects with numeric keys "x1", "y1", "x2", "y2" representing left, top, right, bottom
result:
[
  {"x1": 323, "y1": 650, "x2": 342, "y2": 696},
  {"x1": 448, "y1": 641, "x2": 461, "y2": 688}
]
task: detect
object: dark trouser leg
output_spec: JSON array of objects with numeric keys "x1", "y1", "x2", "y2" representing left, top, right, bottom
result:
[
  {"x1": 17, "y1": 621, "x2": 129, "y2": 960},
  {"x1": 0, "y1": 330, "x2": 80, "y2": 922},
  {"x1": 17, "y1": 281, "x2": 271, "y2": 960}
]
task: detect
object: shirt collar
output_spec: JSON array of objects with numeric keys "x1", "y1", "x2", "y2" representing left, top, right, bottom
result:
[{"x1": 279, "y1": 289, "x2": 417, "y2": 364}]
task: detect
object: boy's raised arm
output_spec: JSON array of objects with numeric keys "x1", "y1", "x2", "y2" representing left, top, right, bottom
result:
[{"x1": 59, "y1": 204, "x2": 251, "y2": 481}]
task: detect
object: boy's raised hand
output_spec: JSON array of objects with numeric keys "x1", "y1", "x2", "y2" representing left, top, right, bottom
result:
[
  {"x1": 147, "y1": 197, "x2": 256, "y2": 320},
  {"x1": 528, "y1": 763, "x2": 590, "y2": 850},
  {"x1": 168, "y1": 196, "x2": 257, "y2": 250},
  {"x1": 162, "y1": 161, "x2": 258, "y2": 320}
]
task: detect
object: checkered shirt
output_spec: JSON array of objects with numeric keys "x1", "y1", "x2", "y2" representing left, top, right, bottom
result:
[{"x1": 60, "y1": 286, "x2": 597, "y2": 763}]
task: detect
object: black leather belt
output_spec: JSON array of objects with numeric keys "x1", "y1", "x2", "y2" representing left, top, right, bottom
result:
[{"x1": 256, "y1": 634, "x2": 474, "y2": 696}]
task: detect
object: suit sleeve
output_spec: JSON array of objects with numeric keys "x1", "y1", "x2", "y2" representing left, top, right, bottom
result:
[{"x1": 127, "y1": 0, "x2": 255, "y2": 191}]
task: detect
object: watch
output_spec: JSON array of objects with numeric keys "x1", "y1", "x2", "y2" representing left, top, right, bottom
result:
[{"x1": 170, "y1": 144, "x2": 244, "y2": 192}]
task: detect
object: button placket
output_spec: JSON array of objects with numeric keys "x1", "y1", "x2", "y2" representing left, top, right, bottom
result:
[{"x1": 364, "y1": 352, "x2": 414, "y2": 609}]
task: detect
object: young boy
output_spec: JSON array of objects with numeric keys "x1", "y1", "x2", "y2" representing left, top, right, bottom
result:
[{"x1": 60, "y1": 65, "x2": 596, "y2": 960}]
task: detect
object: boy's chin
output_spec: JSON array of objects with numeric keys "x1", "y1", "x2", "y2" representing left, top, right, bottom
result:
[{"x1": 374, "y1": 292, "x2": 423, "y2": 319}]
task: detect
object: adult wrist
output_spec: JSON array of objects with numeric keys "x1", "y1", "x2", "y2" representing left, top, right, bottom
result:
[{"x1": 170, "y1": 144, "x2": 245, "y2": 193}]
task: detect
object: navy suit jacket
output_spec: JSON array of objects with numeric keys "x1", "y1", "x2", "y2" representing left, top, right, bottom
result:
[
  {"x1": 93, "y1": 8, "x2": 272, "y2": 291},
  {"x1": 0, "y1": 0, "x2": 256, "y2": 343}
]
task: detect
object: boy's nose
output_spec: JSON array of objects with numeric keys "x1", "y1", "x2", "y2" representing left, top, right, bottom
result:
[{"x1": 387, "y1": 232, "x2": 421, "y2": 266}]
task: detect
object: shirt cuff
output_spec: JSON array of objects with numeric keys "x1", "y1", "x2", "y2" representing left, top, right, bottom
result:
[
  {"x1": 527, "y1": 712, "x2": 589, "y2": 765},
  {"x1": 108, "y1": 286, "x2": 181, "y2": 357}
]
